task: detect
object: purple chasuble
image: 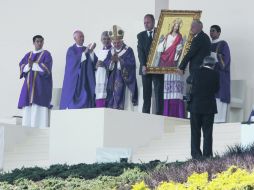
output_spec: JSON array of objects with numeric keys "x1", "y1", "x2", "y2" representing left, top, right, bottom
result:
[
  {"x1": 104, "y1": 44, "x2": 138, "y2": 110},
  {"x1": 211, "y1": 40, "x2": 231, "y2": 103},
  {"x1": 18, "y1": 50, "x2": 53, "y2": 109},
  {"x1": 60, "y1": 44, "x2": 98, "y2": 109}
]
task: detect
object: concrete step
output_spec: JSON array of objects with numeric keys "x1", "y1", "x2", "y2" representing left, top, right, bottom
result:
[
  {"x1": 7, "y1": 145, "x2": 49, "y2": 154},
  {"x1": 5, "y1": 152, "x2": 49, "y2": 161},
  {"x1": 4, "y1": 160, "x2": 49, "y2": 171},
  {"x1": 132, "y1": 123, "x2": 241, "y2": 163},
  {"x1": 3, "y1": 128, "x2": 50, "y2": 171}
]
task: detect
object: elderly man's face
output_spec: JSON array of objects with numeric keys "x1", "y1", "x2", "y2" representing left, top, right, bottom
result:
[
  {"x1": 74, "y1": 32, "x2": 84, "y2": 46},
  {"x1": 113, "y1": 39, "x2": 123, "y2": 50},
  {"x1": 33, "y1": 38, "x2": 44, "y2": 50},
  {"x1": 101, "y1": 36, "x2": 111, "y2": 47},
  {"x1": 191, "y1": 22, "x2": 200, "y2": 35}
]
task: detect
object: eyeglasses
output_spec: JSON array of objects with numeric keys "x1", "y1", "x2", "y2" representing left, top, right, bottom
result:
[{"x1": 210, "y1": 29, "x2": 216, "y2": 32}]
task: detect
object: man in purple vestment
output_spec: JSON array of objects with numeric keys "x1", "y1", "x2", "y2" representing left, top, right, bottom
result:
[
  {"x1": 104, "y1": 25, "x2": 138, "y2": 110},
  {"x1": 18, "y1": 35, "x2": 53, "y2": 128},
  {"x1": 60, "y1": 30, "x2": 98, "y2": 109},
  {"x1": 210, "y1": 25, "x2": 231, "y2": 122}
]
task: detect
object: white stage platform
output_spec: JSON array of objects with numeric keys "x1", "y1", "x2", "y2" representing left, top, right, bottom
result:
[{"x1": 0, "y1": 108, "x2": 248, "y2": 172}]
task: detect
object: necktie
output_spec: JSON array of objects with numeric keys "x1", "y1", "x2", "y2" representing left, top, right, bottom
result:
[
  {"x1": 149, "y1": 31, "x2": 153, "y2": 41},
  {"x1": 148, "y1": 31, "x2": 153, "y2": 46}
]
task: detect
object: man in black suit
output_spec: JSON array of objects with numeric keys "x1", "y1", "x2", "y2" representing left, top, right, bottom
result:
[
  {"x1": 137, "y1": 14, "x2": 164, "y2": 115},
  {"x1": 178, "y1": 20, "x2": 211, "y2": 79},
  {"x1": 189, "y1": 56, "x2": 220, "y2": 159}
]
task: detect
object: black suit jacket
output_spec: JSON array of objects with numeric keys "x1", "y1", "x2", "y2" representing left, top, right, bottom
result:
[
  {"x1": 137, "y1": 30, "x2": 154, "y2": 75},
  {"x1": 190, "y1": 67, "x2": 220, "y2": 114},
  {"x1": 179, "y1": 31, "x2": 211, "y2": 75}
]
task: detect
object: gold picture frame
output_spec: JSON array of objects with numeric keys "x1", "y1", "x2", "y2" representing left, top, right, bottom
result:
[{"x1": 147, "y1": 10, "x2": 202, "y2": 74}]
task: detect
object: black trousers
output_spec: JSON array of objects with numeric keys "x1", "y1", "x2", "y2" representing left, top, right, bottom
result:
[
  {"x1": 142, "y1": 74, "x2": 164, "y2": 115},
  {"x1": 190, "y1": 113, "x2": 214, "y2": 159}
]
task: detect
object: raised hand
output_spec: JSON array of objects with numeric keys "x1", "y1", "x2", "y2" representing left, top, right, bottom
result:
[{"x1": 89, "y1": 43, "x2": 96, "y2": 51}]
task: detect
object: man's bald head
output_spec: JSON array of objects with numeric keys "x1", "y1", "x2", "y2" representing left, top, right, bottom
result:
[
  {"x1": 191, "y1": 20, "x2": 203, "y2": 35},
  {"x1": 73, "y1": 30, "x2": 84, "y2": 46}
]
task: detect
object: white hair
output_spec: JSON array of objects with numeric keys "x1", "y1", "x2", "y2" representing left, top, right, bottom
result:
[
  {"x1": 73, "y1": 30, "x2": 84, "y2": 38},
  {"x1": 192, "y1": 19, "x2": 203, "y2": 29},
  {"x1": 101, "y1": 31, "x2": 109, "y2": 40}
]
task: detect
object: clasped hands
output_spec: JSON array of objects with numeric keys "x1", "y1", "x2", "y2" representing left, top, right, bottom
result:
[
  {"x1": 28, "y1": 58, "x2": 34, "y2": 67},
  {"x1": 96, "y1": 61, "x2": 103, "y2": 68},
  {"x1": 84, "y1": 43, "x2": 96, "y2": 54},
  {"x1": 111, "y1": 53, "x2": 119, "y2": 63}
]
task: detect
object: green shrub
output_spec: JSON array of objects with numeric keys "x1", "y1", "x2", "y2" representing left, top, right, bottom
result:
[
  {"x1": 0, "y1": 162, "x2": 159, "y2": 184},
  {"x1": 0, "y1": 167, "x2": 146, "y2": 190}
]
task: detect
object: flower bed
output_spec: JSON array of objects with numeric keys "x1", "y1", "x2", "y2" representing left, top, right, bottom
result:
[
  {"x1": 133, "y1": 166, "x2": 254, "y2": 190},
  {"x1": 1, "y1": 144, "x2": 254, "y2": 189}
]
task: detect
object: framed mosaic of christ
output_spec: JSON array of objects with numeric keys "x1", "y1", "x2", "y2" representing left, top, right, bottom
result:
[{"x1": 146, "y1": 10, "x2": 202, "y2": 74}]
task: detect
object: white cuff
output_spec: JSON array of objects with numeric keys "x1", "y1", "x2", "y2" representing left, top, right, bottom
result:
[
  {"x1": 23, "y1": 64, "x2": 30, "y2": 73},
  {"x1": 117, "y1": 61, "x2": 121, "y2": 70},
  {"x1": 90, "y1": 52, "x2": 95, "y2": 62},
  {"x1": 32, "y1": 63, "x2": 44, "y2": 72},
  {"x1": 81, "y1": 52, "x2": 87, "y2": 63}
]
